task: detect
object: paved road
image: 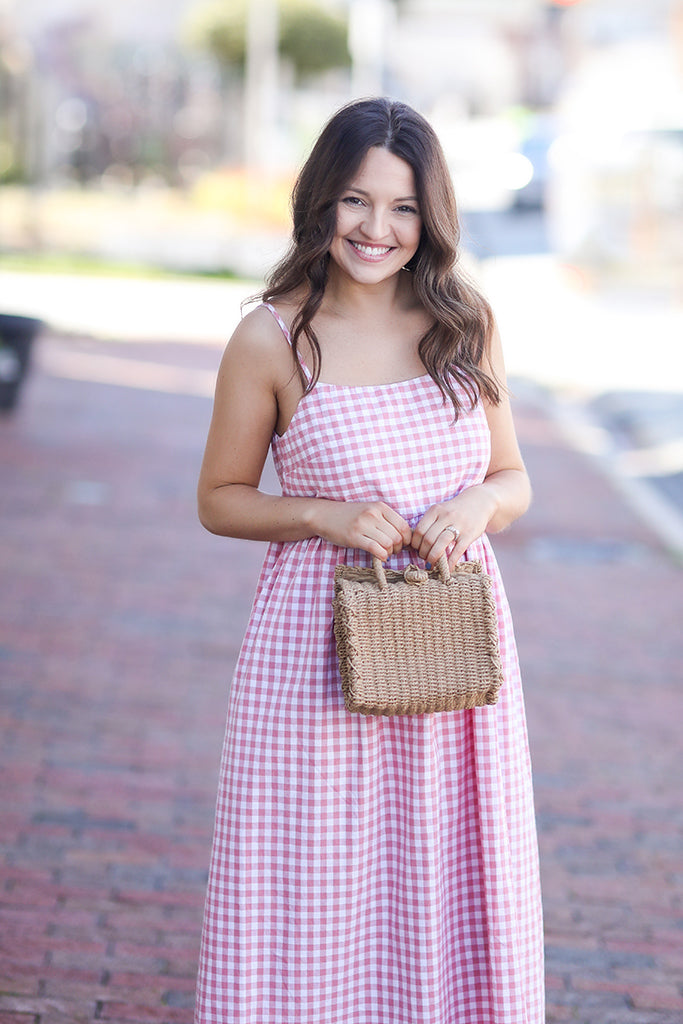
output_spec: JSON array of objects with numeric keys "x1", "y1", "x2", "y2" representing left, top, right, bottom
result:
[{"x1": 0, "y1": 330, "x2": 682, "y2": 1023}]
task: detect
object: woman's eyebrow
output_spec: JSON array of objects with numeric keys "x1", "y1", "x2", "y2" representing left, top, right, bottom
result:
[{"x1": 344, "y1": 186, "x2": 419, "y2": 203}]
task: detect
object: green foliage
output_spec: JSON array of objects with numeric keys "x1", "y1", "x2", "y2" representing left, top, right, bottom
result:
[
  {"x1": 0, "y1": 160, "x2": 27, "y2": 185},
  {"x1": 0, "y1": 140, "x2": 26, "y2": 184},
  {"x1": 186, "y1": 0, "x2": 350, "y2": 78},
  {"x1": 186, "y1": 0, "x2": 245, "y2": 68},
  {"x1": 280, "y1": 1, "x2": 350, "y2": 76}
]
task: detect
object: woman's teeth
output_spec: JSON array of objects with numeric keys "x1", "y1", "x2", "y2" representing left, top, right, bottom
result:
[{"x1": 350, "y1": 242, "x2": 392, "y2": 257}]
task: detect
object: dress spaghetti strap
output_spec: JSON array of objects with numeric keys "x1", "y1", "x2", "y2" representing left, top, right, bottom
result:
[{"x1": 261, "y1": 301, "x2": 312, "y2": 382}]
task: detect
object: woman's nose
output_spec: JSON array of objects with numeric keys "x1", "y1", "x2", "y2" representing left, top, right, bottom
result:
[{"x1": 360, "y1": 206, "x2": 389, "y2": 239}]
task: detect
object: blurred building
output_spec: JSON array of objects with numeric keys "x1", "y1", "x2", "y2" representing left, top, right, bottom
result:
[
  {"x1": 546, "y1": 0, "x2": 683, "y2": 286},
  {"x1": 0, "y1": 0, "x2": 221, "y2": 187},
  {"x1": 0, "y1": 0, "x2": 593, "y2": 186},
  {"x1": 2, "y1": 0, "x2": 678, "y2": 179},
  {"x1": 6, "y1": 0, "x2": 196, "y2": 42},
  {"x1": 0, "y1": 0, "x2": 680, "y2": 284}
]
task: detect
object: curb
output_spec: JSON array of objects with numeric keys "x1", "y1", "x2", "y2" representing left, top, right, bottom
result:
[{"x1": 548, "y1": 391, "x2": 683, "y2": 567}]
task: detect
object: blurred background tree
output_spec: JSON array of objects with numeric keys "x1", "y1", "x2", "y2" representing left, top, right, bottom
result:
[{"x1": 186, "y1": 0, "x2": 350, "y2": 80}]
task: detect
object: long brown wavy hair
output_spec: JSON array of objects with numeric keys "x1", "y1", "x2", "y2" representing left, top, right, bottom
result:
[{"x1": 262, "y1": 97, "x2": 501, "y2": 416}]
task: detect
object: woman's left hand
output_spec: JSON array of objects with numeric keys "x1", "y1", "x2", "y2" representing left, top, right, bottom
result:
[{"x1": 410, "y1": 485, "x2": 498, "y2": 569}]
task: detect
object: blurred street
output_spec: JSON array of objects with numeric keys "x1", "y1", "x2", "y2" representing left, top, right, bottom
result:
[{"x1": 1, "y1": 301, "x2": 682, "y2": 1023}]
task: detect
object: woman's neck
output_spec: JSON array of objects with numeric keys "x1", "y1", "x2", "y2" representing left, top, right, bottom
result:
[{"x1": 322, "y1": 268, "x2": 418, "y2": 321}]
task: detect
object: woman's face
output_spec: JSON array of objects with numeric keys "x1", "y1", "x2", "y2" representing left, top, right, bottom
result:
[{"x1": 328, "y1": 146, "x2": 422, "y2": 286}]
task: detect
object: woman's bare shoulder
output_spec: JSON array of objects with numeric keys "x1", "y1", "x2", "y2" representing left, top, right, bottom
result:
[
  {"x1": 260, "y1": 291, "x2": 306, "y2": 329},
  {"x1": 222, "y1": 303, "x2": 295, "y2": 376}
]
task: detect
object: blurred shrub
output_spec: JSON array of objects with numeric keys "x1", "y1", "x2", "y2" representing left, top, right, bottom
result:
[
  {"x1": 186, "y1": 0, "x2": 350, "y2": 79},
  {"x1": 191, "y1": 167, "x2": 294, "y2": 229},
  {"x1": 0, "y1": 140, "x2": 26, "y2": 185}
]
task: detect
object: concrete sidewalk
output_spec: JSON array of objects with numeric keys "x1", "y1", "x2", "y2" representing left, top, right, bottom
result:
[{"x1": 0, "y1": 331, "x2": 682, "y2": 1024}]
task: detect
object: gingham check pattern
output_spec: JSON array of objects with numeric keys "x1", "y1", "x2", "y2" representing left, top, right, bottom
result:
[{"x1": 194, "y1": 304, "x2": 544, "y2": 1023}]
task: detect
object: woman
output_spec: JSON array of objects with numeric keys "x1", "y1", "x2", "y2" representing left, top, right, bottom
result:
[{"x1": 195, "y1": 98, "x2": 544, "y2": 1024}]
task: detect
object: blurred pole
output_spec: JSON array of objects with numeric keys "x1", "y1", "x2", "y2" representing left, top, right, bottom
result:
[
  {"x1": 348, "y1": 0, "x2": 390, "y2": 98},
  {"x1": 244, "y1": 0, "x2": 279, "y2": 175},
  {"x1": 0, "y1": 10, "x2": 44, "y2": 249},
  {"x1": 673, "y1": 0, "x2": 683, "y2": 76}
]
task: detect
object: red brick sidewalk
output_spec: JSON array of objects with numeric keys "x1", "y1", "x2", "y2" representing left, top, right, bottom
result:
[{"x1": 1, "y1": 332, "x2": 682, "y2": 1024}]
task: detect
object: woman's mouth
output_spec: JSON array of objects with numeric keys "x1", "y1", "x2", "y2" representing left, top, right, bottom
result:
[{"x1": 347, "y1": 240, "x2": 395, "y2": 261}]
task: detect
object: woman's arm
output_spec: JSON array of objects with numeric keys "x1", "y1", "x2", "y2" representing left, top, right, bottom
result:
[
  {"x1": 411, "y1": 324, "x2": 531, "y2": 567},
  {"x1": 197, "y1": 307, "x2": 412, "y2": 559}
]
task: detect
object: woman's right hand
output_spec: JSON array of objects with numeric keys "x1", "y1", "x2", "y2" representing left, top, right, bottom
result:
[{"x1": 309, "y1": 499, "x2": 412, "y2": 561}]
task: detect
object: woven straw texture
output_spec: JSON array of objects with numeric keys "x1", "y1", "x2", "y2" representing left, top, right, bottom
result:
[{"x1": 334, "y1": 558, "x2": 503, "y2": 715}]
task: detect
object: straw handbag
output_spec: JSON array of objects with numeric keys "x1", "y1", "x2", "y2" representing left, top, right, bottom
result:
[{"x1": 333, "y1": 555, "x2": 503, "y2": 716}]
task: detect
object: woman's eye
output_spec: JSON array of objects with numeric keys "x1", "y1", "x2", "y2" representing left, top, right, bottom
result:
[{"x1": 340, "y1": 197, "x2": 418, "y2": 214}]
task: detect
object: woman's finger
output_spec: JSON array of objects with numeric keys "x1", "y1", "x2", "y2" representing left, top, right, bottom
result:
[
  {"x1": 423, "y1": 529, "x2": 464, "y2": 568},
  {"x1": 381, "y1": 506, "x2": 413, "y2": 548},
  {"x1": 414, "y1": 520, "x2": 457, "y2": 563},
  {"x1": 357, "y1": 505, "x2": 411, "y2": 559},
  {"x1": 367, "y1": 527, "x2": 401, "y2": 560}
]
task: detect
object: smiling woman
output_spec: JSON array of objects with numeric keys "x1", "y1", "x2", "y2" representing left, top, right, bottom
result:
[
  {"x1": 194, "y1": 97, "x2": 543, "y2": 1024},
  {"x1": 329, "y1": 147, "x2": 422, "y2": 282},
  {"x1": 261, "y1": 97, "x2": 502, "y2": 413}
]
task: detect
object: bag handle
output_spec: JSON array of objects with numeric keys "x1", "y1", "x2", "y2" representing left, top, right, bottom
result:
[{"x1": 371, "y1": 554, "x2": 450, "y2": 591}]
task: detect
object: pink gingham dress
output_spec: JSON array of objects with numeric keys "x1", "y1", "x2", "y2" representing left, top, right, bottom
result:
[{"x1": 195, "y1": 303, "x2": 544, "y2": 1024}]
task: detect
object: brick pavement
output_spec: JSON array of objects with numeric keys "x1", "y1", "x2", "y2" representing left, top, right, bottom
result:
[{"x1": 1, "y1": 331, "x2": 682, "y2": 1024}]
